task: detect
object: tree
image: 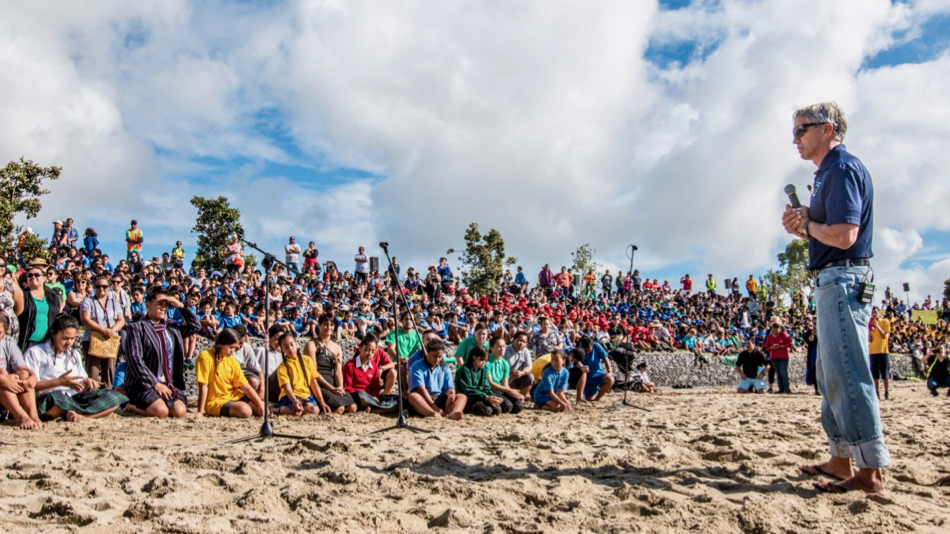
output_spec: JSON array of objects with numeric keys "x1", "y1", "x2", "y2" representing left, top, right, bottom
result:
[
  {"x1": 943, "y1": 278, "x2": 950, "y2": 304},
  {"x1": 570, "y1": 244, "x2": 602, "y2": 277},
  {"x1": 0, "y1": 158, "x2": 62, "y2": 250},
  {"x1": 758, "y1": 239, "x2": 811, "y2": 312},
  {"x1": 460, "y1": 223, "x2": 517, "y2": 297},
  {"x1": 190, "y1": 196, "x2": 243, "y2": 271},
  {"x1": 18, "y1": 233, "x2": 51, "y2": 264}
]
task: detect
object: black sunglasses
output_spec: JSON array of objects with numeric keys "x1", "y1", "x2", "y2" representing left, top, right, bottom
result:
[
  {"x1": 96, "y1": 284, "x2": 109, "y2": 289},
  {"x1": 27, "y1": 273, "x2": 45, "y2": 279},
  {"x1": 793, "y1": 122, "x2": 826, "y2": 139}
]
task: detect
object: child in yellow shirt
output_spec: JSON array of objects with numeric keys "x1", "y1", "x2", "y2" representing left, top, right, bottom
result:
[
  {"x1": 196, "y1": 329, "x2": 265, "y2": 418},
  {"x1": 276, "y1": 332, "x2": 328, "y2": 415}
]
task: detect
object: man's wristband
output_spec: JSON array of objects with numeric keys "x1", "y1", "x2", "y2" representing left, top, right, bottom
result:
[{"x1": 800, "y1": 219, "x2": 811, "y2": 238}]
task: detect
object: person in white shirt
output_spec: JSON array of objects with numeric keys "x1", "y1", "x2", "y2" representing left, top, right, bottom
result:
[
  {"x1": 24, "y1": 315, "x2": 127, "y2": 422},
  {"x1": 634, "y1": 362, "x2": 656, "y2": 393},
  {"x1": 284, "y1": 236, "x2": 301, "y2": 273},
  {"x1": 354, "y1": 246, "x2": 369, "y2": 286}
]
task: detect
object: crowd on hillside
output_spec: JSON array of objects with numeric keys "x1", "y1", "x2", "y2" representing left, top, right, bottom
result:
[{"x1": 2, "y1": 219, "x2": 949, "y2": 428}]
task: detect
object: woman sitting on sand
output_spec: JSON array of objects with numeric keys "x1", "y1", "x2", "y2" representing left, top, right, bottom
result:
[
  {"x1": 195, "y1": 328, "x2": 266, "y2": 418},
  {"x1": 276, "y1": 332, "x2": 329, "y2": 416},
  {"x1": 0, "y1": 319, "x2": 43, "y2": 429},
  {"x1": 23, "y1": 314, "x2": 127, "y2": 422},
  {"x1": 455, "y1": 346, "x2": 509, "y2": 416}
]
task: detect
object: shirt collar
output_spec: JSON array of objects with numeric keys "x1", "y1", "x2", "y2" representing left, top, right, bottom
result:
[
  {"x1": 816, "y1": 144, "x2": 846, "y2": 174},
  {"x1": 357, "y1": 357, "x2": 374, "y2": 371}
]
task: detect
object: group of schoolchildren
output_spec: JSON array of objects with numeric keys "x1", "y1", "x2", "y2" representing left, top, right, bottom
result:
[{"x1": 184, "y1": 309, "x2": 629, "y2": 421}]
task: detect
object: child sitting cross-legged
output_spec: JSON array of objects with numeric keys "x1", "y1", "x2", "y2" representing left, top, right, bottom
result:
[
  {"x1": 533, "y1": 350, "x2": 572, "y2": 412},
  {"x1": 195, "y1": 328, "x2": 265, "y2": 418},
  {"x1": 455, "y1": 346, "x2": 509, "y2": 416},
  {"x1": 276, "y1": 332, "x2": 331, "y2": 416}
]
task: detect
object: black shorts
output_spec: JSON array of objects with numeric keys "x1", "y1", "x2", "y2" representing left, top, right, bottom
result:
[
  {"x1": 220, "y1": 396, "x2": 251, "y2": 417},
  {"x1": 568, "y1": 367, "x2": 585, "y2": 389},
  {"x1": 870, "y1": 353, "x2": 891, "y2": 380}
]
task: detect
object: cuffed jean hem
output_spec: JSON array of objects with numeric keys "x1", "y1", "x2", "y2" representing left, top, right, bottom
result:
[{"x1": 829, "y1": 435, "x2": 891, "y2": 469}]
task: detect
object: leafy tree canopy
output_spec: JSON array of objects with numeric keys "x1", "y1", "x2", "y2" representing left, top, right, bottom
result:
[
  {"x1": 460, "y1": 222, "x2": 517, "y2": 297},
  {"x1": 190, "y1": 196, "x2": 243, "y2": 272},
  {"x1": 0, "y1": 157, "x2": 61, "y2": 251}
]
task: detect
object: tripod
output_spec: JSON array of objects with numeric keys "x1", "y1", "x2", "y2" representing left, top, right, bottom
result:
[
  {"x1": 220, "y1": 237, "x2": 309, "y2": 445},
  {"x1": 372, "y1": 242, "x2": 429, "y2": 434},
  {"x1": 610, "y1": 347, "x2": 650, "y2": 412}
]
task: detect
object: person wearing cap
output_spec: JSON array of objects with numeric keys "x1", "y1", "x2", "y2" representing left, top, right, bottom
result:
[
  {"x1": 171, "y1": 241, "x2": 185, "y2": 270},
  {"x1": 50, "y1": 221, "x2": 67, "y2": 248},
  {"x1": 125, "y1": 220, "x2": 143, "y2": 261}
]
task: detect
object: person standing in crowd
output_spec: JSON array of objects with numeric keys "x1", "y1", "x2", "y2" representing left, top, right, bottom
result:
[
  {"x1": 63, "y1": 218, "x2": 79, "y2": 249},
  {"x1": 437, "y1": 257, "x2": 454, "y2": 294},
  {"x1": 17, "y1": 260, "x2": 64, "y2": 351},
  {"x1": 1, "y1": 267, "x2": 24, "y2": 347},
  {"x1": 354, "y1": 246, "x2": 369, "y2": 285},
  {"x1": 601, "y1": 269, "x2": 613, "y2": 297},
  {"x1": 514, "y1": 266, "x2": 527, "y2": 291},
  {"x1": 303, "y1": 241, "x2": 319, "y2": 274},
  {"x1": 79, "y1": 275, "x2": 125, "y2": 388},
  {"x1": 803, "y1": 316, "x2": 819, "y2": 395},
  {"x1": 538, "y1": 264, "x2": 554, "y2": 295},
  {"x1": 763, "y1": 319, "x2": 791, "y2": 394},
  {"x1": 784, "y1": 101, "x2": 888, "y2": 494},
  {"x1": 125, "y1": 220, "x2": 143, "y2": 261},
  {"x1": 121, "y1": 287, "x2": 200, "y2": 418},
  {"x1": 285, "y1": 236, "x2": 301, "y2": 273},
  {"x1": 171, "y1": 241, "x2": 186, "y2": 270},
  {"x1": 705, "y1": 274, "x2": 716, "y2": 295},
  {"x1": 680, "y1": 273, "x2": 692, "y2": 293},
  {"x1": 746, "y1": 275, "x2": 758, "y2": 297},
  {"x1": 868, "y1": 307, "x2": 891, "y2": 400}
]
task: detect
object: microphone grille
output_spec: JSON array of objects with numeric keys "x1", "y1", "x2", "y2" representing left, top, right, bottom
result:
[{"x1": 784, "y1": 184, "x2": 796, "y2": 195}]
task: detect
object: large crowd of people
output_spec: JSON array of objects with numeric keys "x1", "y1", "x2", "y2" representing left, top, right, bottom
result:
[{"x1": 2, "y1": 220, "x2": 949, "y2": 430}]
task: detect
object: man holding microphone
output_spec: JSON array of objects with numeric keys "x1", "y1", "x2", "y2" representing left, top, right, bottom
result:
[{"x1": 782, "y1": 102, "x2": 888, "y2": 494}]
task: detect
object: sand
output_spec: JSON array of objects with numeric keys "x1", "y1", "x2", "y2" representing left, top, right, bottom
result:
[{"x1": 1, "y1": 383, "x2": 948, "y2": 533}]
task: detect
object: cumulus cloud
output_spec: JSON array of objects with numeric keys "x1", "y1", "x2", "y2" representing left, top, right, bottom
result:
[{"x1": 1, "y1": 0, "x2": 949, "y2": 301}]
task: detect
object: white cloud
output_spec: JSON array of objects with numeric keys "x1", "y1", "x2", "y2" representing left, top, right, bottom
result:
[{"x1": 1, "y1": 0, "x2": 949, "y2": 302}]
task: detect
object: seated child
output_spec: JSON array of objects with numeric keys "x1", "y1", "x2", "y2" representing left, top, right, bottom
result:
[
  {"x1": 24, "y1": 315, "x2": 127, "y2": 423},
  {"x1": 196, "y1": 328, "x2": 265, "y2": 418},
  {"x1": 455, "y1": 346, "x2": 508, "y2": 416},
  {"x1": 407, "y1": 339, "x2": 465, "y2": 420},
  {"x1": 485, "y1": 337, "x2": 524, "y2": 414},
  {"x1": 634, "y1": 362, "x2": 656, "y2": 393},
  {"x1": 0, "y1": 320, "x2": 42, "y2": 429},
  {"x1": 533, "y1": 350, "x2": 572, "y2": 412},
  {"x1": 566, "y1": 348, "x2": 588, "y2": 403},
  {"x1": 276, "y1": 332, "x2": 329, "y2": 415}
]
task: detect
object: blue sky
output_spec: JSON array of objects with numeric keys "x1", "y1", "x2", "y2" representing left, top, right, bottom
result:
[{"x1": 4, "y1": 0, "x2": 950, "y2": 302}]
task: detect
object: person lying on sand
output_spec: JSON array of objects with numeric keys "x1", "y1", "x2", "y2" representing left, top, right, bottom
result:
[
  {"x1": 407, "y1": 339, "x2": 465, "y2": 420},
  {"x1": 24, "y1": 315, "x2": 126, "y2": 423}
]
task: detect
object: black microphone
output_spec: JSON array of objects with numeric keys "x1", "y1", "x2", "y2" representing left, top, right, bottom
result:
[
  {"x1": 379, "y1": 242, "x2": 389, "y2": 249},
  {"x1": 784, "y1": 184, "x2": 801, "y2": 209}
]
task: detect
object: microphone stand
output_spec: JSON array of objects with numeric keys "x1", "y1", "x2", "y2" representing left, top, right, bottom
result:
[
  {"x1": 221, "y1": 238, "x2": 309, "y2": 445},
  {"x1": 610, "y1": 346, "x2": 650, "y2": 412},
  {"x1": 372, "y1": 243, "x2": 429, "y2": 434}
]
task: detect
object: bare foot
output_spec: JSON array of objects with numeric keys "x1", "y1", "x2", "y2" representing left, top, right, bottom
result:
[
  {"x1": 814, "y1": 472, "x2": 885, "y2": 495},
  {"x1": 15, "y1": 416, "x2": 41, "y2": 430},
  {"x1": 446, "y1": 412, "x2": 463, "y2": 421},
  {"x1": 66, "y1": 411, "x2": 86, "y2": 423}
]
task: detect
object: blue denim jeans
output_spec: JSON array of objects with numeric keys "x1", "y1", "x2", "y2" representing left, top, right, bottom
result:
[
  {"x1": 772, "y1": 358, "x2": 790, "y2": 393},
  {"x1": 815, "y1": 266, "x2": 890, "y2": 469},
  {"x1": 927, "y1": 377, "x2": 950, "y2": 396}
]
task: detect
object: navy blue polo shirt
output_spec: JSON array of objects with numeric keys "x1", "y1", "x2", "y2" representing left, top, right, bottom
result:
[{"x1": 807, "y1": 144, "x2": 874, "y2": 270}]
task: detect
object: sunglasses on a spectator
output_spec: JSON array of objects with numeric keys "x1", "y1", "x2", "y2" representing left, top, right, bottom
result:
[
  {"x1": 27, "y1": 272, "x2": 45, "y2": 279},
  {"x1": 793, "y1": 122, "x2": 825, "y2": 139}
]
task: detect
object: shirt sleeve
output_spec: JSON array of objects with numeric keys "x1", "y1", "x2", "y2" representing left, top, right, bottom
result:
[
  {"x1": 195, "y1": 350, "x2": 212, "y2": 385},
  {"x1": 277, "y1": 361, "x2": 290, "y2": 388},
  {"x1": 823, "y1": 164, "x2": 864, "y2": 226},
  {"x1": 445, "y1": 366, "x2": 455, "y2": 391}
]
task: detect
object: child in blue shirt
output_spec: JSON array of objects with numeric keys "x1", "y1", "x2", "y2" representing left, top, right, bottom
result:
[{"x1": 534, "y1": 351, "x2": 572, "y2": 412}]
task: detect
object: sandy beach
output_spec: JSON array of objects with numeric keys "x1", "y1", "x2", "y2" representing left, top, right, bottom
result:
[{"x1": 1, "y1": 382, "x2": 948, "y2": 533}]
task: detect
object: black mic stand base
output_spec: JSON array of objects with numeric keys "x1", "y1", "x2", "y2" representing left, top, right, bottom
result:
[{"x1": 220, "y1": 420, "x2": 310, "y2": 445}]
